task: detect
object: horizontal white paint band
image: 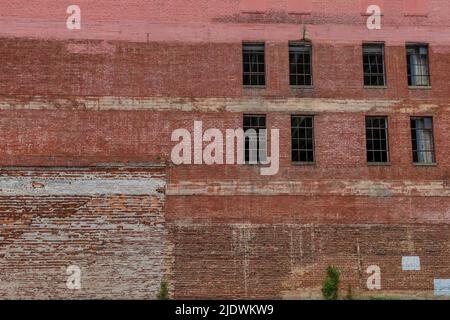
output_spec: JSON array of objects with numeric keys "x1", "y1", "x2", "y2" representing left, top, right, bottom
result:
[
  {"x1": 167, "y1": 180, "x2": 450, "y2": 197},
  {"x1": 1, "y1": 95, "x2": 448, "y2": 113},
  {"x1": 0, "y1": 95, "x2": 409, "y2": 113},
  {"x1": 0, "y1": 177, "x2": 165, "y2": 196}
]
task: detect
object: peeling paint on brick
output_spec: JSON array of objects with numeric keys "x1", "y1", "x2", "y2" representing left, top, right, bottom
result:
[
  {"x1": 167, "y1": 180, "x2": 450, "y2": 197},
  {"x1": 0, "y1": 96, "x2": 404, "y2": 113},
  {"x1": 0, "y1": 177, "x2": 165, "y2": 196},
  {"x1": 0, "y1": 168, "x2": 169, "y2": 299}
]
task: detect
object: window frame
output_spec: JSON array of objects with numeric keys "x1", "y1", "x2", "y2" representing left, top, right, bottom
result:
[
  {"x1": 289, "y1": 41, "x2": 313, "y2": 87},
  {"x1": 242, "y1": 42, "x2": 266, "y2": 88},
  {"x1": 362, "y1": 42, "x2": 387, "y2": 88},
  {"x1": 291, "y1": 114, "x2": 315, "y2": 164},
  {"x1": 406, "y1": 43, "x2": 431, "y2": 88},
  {"x1": 410, "y1": 116, "x2": 436, "y2": 165},
  {"x1": 365, "y1": 116, "x2": 390, "y2": 165}
]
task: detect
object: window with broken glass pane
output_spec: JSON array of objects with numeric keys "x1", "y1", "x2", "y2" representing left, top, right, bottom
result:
[
  {"x1": 363, "y1": 44, "x2": 386, "y2": 86},
  {"x1": 243, "y1": 43, "x2": 266, "y2": 86}
]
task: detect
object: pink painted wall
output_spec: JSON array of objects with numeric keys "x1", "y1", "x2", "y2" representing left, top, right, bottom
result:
[{"x1": 0, "y1": 0, "x2": 449, "y2": 44}]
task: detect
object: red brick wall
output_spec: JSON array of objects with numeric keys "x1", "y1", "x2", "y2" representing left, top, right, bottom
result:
[
  {"x1": 168, "y1": 223, "x2": 450, "y2": 299},
  {"x1": 1, "y1": 39, "x2": 449, "y2": 99},
  {"x1": 0, "y1": 108, "x2": 448, "y2": 179},
  {"x1": 0, "y1": 0, "x2": 449, "y2": 299}
]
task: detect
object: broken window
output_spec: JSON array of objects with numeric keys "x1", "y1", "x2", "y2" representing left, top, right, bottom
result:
[
  {"x1": 291, "y1": 115, "x2": 314, "y2": 163},
  {"x1": 243, "y1": 43, "x2": 266, "y2": 86},
  {"x1": 411, "y1": 117, "x2": 435, "y2": 164},
  {"x1": 366, "y1": 117, "x2": 389, "y2": 163},
  {"x1": 406, "y1": 45, "x2": 430, "y2": 86},
  {"x1": 363, "y1": 44, "x2": 386, "y2": 86},
  {"x1": 289, "y1": 42, "x2": 312, "y2": 86},
  {"x1": 244, "y1": 115, "x2": 267, "y2": 163}
]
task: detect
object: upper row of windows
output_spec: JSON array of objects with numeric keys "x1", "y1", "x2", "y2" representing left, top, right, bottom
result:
[{"x1": 242, "y1": 42, "x2": 431, "y2": 88}]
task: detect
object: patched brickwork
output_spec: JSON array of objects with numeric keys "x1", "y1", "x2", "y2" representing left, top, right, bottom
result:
[{"x1": 0, "y1": 168, "x2": 169, "y2": 299}]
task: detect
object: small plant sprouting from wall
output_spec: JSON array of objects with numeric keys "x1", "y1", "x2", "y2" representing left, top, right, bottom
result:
[
  {"x1": 157, "y1": 280, "x2": 170, "y2": 300},
  {"x1": 321, "y1": 266, "x2": 340, "y2": 300}
]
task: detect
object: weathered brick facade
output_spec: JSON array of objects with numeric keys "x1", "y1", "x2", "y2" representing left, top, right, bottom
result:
[{"x1": 0, "y1": 0, "x2": 449, "y2": 299}]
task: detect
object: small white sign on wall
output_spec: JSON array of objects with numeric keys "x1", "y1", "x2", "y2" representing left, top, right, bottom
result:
[
  {"x1": 402, "y1": 256, "x2": 421, "y2": 271},
  {"x1": 434, "y1": 279, "x2": 450, "y2": 296}
]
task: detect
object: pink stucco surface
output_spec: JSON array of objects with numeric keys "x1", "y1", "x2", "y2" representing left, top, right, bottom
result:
[{"x1": 0, "y1": 0, "x2": 448, "y2": 44}]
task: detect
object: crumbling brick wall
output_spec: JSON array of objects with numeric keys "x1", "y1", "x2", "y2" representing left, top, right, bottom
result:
[{"x1": 0, "y1": 168, "x2": 168, "y2": 299}]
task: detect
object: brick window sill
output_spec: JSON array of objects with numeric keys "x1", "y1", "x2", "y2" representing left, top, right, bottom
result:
[
  {"x1": 290, "y1": 85, "x2": 314, "y2": 90},
  {"x1": 413, "y1": 162, "x2": 437, "y2": 167},
  {"x1": 367, "y1": 162, "x2": 391, "y2": 166},
  {"x1": 292, "y1": 162, "x2": 316, "y2": 166},
  {"x1": 364, "y1": 86, "x2": 388, "y2": 89},
  {"x1": 408, "y1": 86, "x2": 432, "y2": 90},
  {"x1": 243, "y1": 86, "x2": 267, "y2": 89}
]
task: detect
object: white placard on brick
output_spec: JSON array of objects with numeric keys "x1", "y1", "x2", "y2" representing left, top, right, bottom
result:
[
  {"x1": 402, "y1": 256, "x2": 421, "y2": 271},
  {"x1": 434, "y1": 279, "x2": 450, "y2": 296}
]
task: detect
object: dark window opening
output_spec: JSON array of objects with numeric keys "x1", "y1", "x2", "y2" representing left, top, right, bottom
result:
[
  {"x1": 363, "y1": 44, "x2": 386, "y2": 86},
  {"x1": 289, "y1": 42, "x2": 312, "y2": 86},
  {"x1": 407, "y1": 45, "x2": 430, "y2": 86},
  {"x1": 291, "y1": 115, "x2": 314, "y2": 163},
  {"x1": 411, "y1": 117, "x2": 435, "y2": 164},
  {"x1": 244, "y1": 114, "x2": 267, "y2": 163},
  {"x1": 366, "y1": 117, "x2": 389, "y2": 163},
  {"x1": 243, "y1": 43, "x2": 266, "y2": 86}
]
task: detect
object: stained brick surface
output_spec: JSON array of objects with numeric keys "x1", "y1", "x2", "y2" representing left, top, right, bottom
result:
[
  {"x1": 168, "y1": 223, "x2": 450, "y2": 299},
  {"x1": 0, "y1": 0, "x2": 449, "y2": 299}
]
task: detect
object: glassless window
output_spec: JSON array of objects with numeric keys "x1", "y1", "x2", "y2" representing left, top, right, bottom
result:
[
  {"x1": 411, "y1": 117, "x2": 435, "y2": 164},
  {"x1": 366, "y1": 117, "x2": 389, "y2": 163},
  {"x1": 363, "y1": 44, "x2": 386, "y2": 86},
  {"x1": 406, "y1": 45, "x2": 430, "y2": 86},
  {"x1": 289, "y1": 42, "x2": 312, "y2": 86},
  {"x1": 244, "y1": 115, "x2": 267, "y2": 163},
  {"x1": 243, "y1": 43, "x2": 266, "y2": 86},
  {"x1": 291, "y1": 115, "x2": 314, "y2": 163}
]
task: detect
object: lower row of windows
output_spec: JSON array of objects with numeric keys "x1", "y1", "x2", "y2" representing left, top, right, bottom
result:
[{"x1": 243, "y1": 115, "x2": 436, "y2": 165}]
